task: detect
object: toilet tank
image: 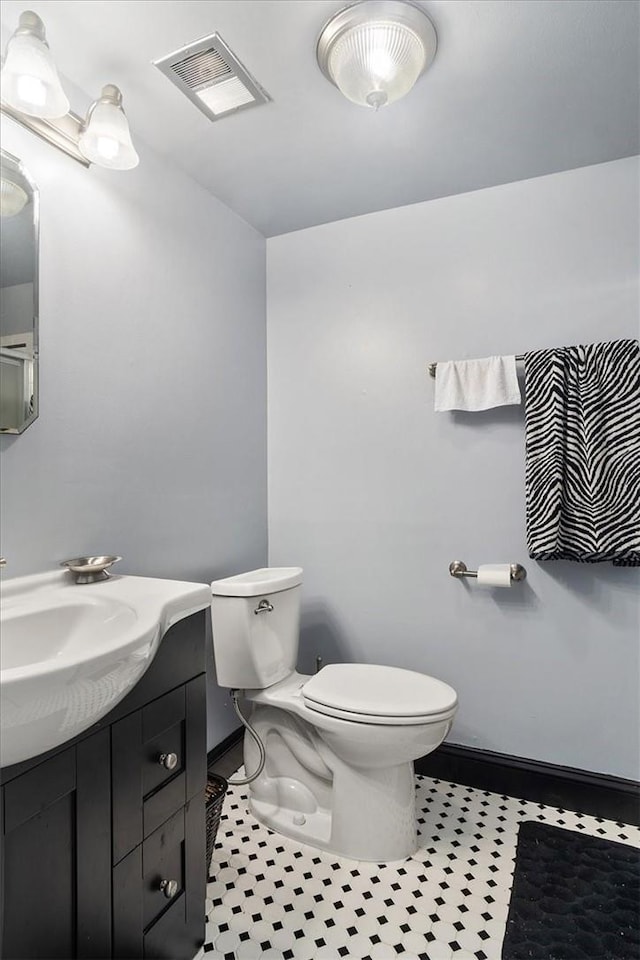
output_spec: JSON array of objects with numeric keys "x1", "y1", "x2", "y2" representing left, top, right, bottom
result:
[{"x1": 210, "y1": 567, "x2": 303, "y2": 689}]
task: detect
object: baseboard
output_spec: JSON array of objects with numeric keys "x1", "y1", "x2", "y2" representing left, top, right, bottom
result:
[
  {"x1": 207, "y1": 731, "x2": 639, "y2": 826},
  {"x1": 415, "y1": 743, "x2": 640, "y2": 826},
  {"x1": 207, "y1": 726, "x2": 243, "y2": 767}
]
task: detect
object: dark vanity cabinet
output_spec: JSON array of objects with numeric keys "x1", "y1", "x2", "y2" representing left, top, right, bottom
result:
[{"x1": 0, "y1": 611, "x2": 208, "y2": 960}]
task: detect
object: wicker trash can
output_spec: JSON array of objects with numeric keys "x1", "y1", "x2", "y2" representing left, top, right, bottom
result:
[{"x1": 205, "y1": 774, "x2": 228, "y2": 869}]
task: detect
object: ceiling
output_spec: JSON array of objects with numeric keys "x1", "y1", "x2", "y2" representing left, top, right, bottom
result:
[{"x1": 1, "y1": 0, "x2": 639, "y2": 236}]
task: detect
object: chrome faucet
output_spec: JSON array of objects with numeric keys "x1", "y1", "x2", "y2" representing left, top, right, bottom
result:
[{"x1": 0, "y1": 558, "x2": 6, "y2": 567}]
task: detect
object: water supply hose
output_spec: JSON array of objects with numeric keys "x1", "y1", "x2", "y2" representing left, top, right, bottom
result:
[{"x1": 226, "y1": 689, "x2": 266, "y2": 786}]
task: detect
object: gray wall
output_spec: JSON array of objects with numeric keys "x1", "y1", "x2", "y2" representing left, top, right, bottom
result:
[
  {"x1": 267, "y1": 157, "x2": 640, "y2": 781},
  {"x1": 0, "y1": 117, "x2": 268, "y2": 749}
]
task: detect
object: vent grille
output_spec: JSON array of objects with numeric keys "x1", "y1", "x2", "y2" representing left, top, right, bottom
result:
[
  {"x1": 171, "y1": 48, "x2": 232, "y2": 89},
  {"x1": 154, "y1": 33, "x2": 270, "y2": 122}
]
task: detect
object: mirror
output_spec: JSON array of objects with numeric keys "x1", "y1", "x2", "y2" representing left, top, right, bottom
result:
[{"x1": 0, "y1": 150, "x2": 39, "y2": 434}]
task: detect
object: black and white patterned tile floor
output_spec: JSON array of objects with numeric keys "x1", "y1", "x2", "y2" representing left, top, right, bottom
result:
[{"x1": 197, "y1": 771, "x2": 640, "y2": 960}]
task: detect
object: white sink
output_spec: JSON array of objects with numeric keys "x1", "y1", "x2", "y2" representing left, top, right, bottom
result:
[{"x1": 0, "y1": 571, "x2": 211, "y2": 768}]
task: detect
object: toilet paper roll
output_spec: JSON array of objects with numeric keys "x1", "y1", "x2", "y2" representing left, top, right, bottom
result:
[{"x1": 476, "y1": 564, "x2": 512, "y2": 587}]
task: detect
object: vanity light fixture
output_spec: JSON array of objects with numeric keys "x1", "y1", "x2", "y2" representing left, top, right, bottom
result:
[
  {"x1": 316, "y1": 0, "x2": 437, "y2": 110},
  {"x1": 79, "y1": 85, "x2": 139, "y2": 170},
  {"x1": 0, "y1": 10, "x2": 139, "y2": 170},
  {"x1": 0, "y1": 10, "x2": 70, "y2": 119}
]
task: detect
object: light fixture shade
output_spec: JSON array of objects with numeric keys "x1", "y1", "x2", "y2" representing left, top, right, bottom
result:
[
  {"x1": 317, "y1": 0, "x2": 437, "y2": 109},
  {"x1": 0, "y1": 11, "x2": 70, "y2": 119},
  {"x1": 0, "y1": 177, "x2": 29, "y2": 217},
  {"x1": 79, "y1": 85, "x2": 139, "y2": 170}
]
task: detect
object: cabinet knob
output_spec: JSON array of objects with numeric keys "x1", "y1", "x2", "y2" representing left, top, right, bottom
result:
[
  {"x1": 159, "y1": 879, "x2": 178, "y2": 899},
  {"x1": 158, "y1": 752, "x2": 178, "y2": 770}
]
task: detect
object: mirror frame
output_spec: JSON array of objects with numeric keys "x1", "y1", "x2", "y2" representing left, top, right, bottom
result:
[{"x1": 0, "y1": 149, "x2": 39, "y2": 435}]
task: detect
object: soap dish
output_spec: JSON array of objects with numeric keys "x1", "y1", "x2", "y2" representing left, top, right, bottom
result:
[{"x1": 61, "y1": 555, "x2": 122, "y2": 584}]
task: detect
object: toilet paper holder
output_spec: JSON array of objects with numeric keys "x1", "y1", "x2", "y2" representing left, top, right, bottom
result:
[{"x1": 449, "y1": 560, "x2": 527, "y2": 581}]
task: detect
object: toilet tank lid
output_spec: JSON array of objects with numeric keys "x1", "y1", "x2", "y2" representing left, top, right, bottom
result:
[{"x1": 210, "y1": 567, "x2": 303, "y2": 597}]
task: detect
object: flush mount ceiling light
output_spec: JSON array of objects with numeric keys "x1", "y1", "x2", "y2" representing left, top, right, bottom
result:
[
  {"x1": 0, "y1": 177, "x2": 29, "y2": 217},
  {"x1": 0, "y1": 10, "x2": 70, "y2": 119},
  {"x1": 316, "y1": 0, "x2": 437, "y2": 110},
  {"x1": 1, "y1": 9, "x2": 138, "y2": 170},
  {"x1": 79, "y1": 85, "x2": 139, "y2": 170}
]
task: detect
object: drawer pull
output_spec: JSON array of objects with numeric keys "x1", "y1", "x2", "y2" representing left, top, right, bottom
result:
[
  {"x1": 158, "y1": 752, "x2": 178, "y2": 770},
  {"x1": 159, "y1": 878, "x2": 178, "y2": 899}
]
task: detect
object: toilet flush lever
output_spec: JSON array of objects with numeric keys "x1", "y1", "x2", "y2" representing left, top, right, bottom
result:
[{"x1": 254, "y1": 599, "x2": 274, "y2": 615}]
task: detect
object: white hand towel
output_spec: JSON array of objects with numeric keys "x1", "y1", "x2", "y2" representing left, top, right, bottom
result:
[{"x1": 434, "y1": 355, "x2": 522, "y2": 412}]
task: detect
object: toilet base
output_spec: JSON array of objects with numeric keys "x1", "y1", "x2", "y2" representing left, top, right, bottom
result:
[
  {"x1": 238, "y1": 693, "x2": 451, "y2": 862},
  {"x1": 248, "y1": 757, "x2": 418, "y2": 863},
  {"x1": 249, "y1": 795, "x2": 332, "y2": 851}
]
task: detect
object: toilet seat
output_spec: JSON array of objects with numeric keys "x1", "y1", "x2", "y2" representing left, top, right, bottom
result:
[{"x1": 302, "y1": 663, "x2": 457, "y2": 726}]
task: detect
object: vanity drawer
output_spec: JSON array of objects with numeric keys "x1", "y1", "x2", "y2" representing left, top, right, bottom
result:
[
  {"x1": 143, "y1": 893, "x2": 188, "y2": 959},
  {"x1": 144, "y1": 770, "x2": 186, "y2": 838},
  {"x1": 112, "y1": 810, "x2": 186, "y2": 959},
  {"x1": 143, "y1": 808, "x2": 185, "y2": 930},
  {"x1": 143, "y1": 793, "x2": 206, "y2": 960},
  {"x1": 142, "y1": 688, "x2": 186, "y2": 796},
  {"x1": 112, "y1": 675, "x2": 206, "y2": 864},
  {"x1": 112, "y1": 794, "x2": 205, "y2": 960}
]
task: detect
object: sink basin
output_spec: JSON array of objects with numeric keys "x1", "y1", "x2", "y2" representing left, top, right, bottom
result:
[
  {"x1": 2, "y1": 599, "x2": 138, "y2": 671},
  {"x1": 0, "y1": 571, "x2": 211, "y2": 768}
]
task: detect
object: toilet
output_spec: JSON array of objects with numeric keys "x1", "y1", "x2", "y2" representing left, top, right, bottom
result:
[{"x1": 210, "y1": 567, "x2": 457, "y2": 862}]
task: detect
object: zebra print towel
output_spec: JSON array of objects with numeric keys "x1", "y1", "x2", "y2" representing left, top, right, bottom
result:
[{"x1": 525, "y1": 339, "x2": 640, "y2": 565}]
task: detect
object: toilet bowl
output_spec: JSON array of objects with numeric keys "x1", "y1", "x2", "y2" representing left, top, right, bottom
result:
[{"x1": 210, "y1": 568, "x2": 457, "y2": 862}]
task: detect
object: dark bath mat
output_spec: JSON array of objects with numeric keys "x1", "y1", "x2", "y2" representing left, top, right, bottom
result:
[{"x1": 502, "y1": 820, "x2": 640, "y2": 960}]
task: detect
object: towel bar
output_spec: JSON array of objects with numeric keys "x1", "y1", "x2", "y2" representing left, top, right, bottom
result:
[
  {"x1": 449, "y1": 560, "x2": 527, "y2": 581},
  {"x1": 428, "y1": 355, "x2": 525, "y2": 378}
]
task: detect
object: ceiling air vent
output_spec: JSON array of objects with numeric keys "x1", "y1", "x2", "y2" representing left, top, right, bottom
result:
[{"x1": 154, "y1": 33, "x2": 270, "y2": 122}]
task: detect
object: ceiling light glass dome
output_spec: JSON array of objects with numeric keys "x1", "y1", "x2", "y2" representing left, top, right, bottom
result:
[
  {"x1": 317, "y1": 0, "x2": 437, "y2": 109},
  {"x1": 0, "y1": 178, "x2": 29, "y2": 217}
]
